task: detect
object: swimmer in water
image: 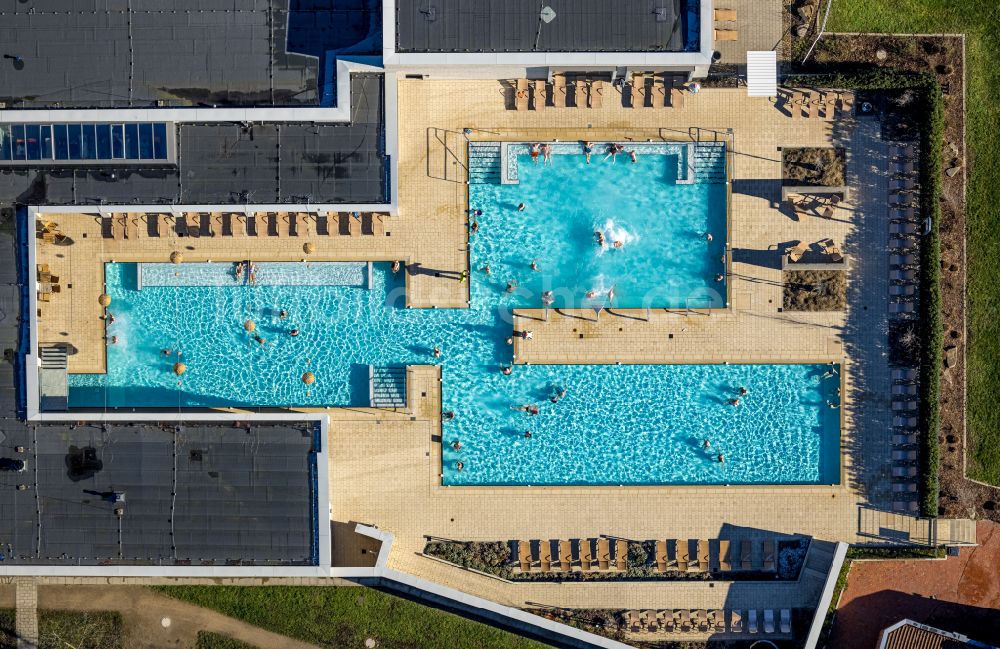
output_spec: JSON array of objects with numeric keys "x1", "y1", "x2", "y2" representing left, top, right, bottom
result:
[
  {"x1": 613, "y1": 240, "x2": 623, "y2": 249},
  {"x1": 109, "y1": 336, "x2": 118, "y2": 345},
  {"x1": 595, "y1": 230, "x2": 606, "y2": 246},
  {"x1": 442, "y1": 411, "x2": 455, "y2": 421},
  {"x1": 482, "y1": 264, "x2": 491, "y2": 275},
  {"x1": 715, "y1": 273, "x2": 725, "y2": 282},
  {"x1": 629, "y1": 149, "x2": 638, "y2": 163},
  {"x1": 739, "y1": 386, "x2": 748, "y2": 396},
  {"x1": 433, "y1": 345, "x2": 441, "y2": 358},
  {"x1": 530, "y1": 260, "x2": 539, "y2": 271},
  {"x1": 828, "y1": 401, "x2": 840, "y2": 409},
  {"x1": 530, "y1": 143, "x2": 541, "y2": 164},
  {"x1": 706, "y1": 233, "x2": 714, "y2": 242},
  {"x1": 730, "y1": 398, "x2": 740, "y2": 406},
  {"x1": 391, "y1": 260, "x2": 401, "y2": 273},
  {"x1": 452, "y1": 440, "x2": 462, "y2": 450},
  {"x1": 456, "y1": 461, "x2": 464, "y2": 471},
  {"x1": 518, "y1": 203, "x2": 526, "y2": 212},
  {"x1": 524, "y1": 431, "x2": 532, "y2": 439},
  {"x1": 279, "y1": 309, "x2": 288, "y2": 320},
  {"x1": 289, "y1": 328, "x2": 299, "y2": 337},
  {"x1": 718, "y1": 453, "x2": 725, "y2": 464},
  {"x1": 541, "y1": 291, "x2": 554, "y2": 306},
  {"x1": 608, "y1": 287, "x2": 616, "y2": 304},
  {"x1": 506, "y1": 280, "x2": 518, "y2": 293},
  {"x1": 161, "y1": 349, "x2": 172, "y2": 356},
  {"x1": 501, "y1": 364, "x2": 513, "y2": 375},
  {"x1": 549, "y1": 387, "x2": 567, "y2": 403},
  {"x1": 583, "y1": 141, "x2": 593, "y2": 164},
  {"x1": 585, "y1": 290, "x2": 597, "y2": 299},
  {"x1": 703, "y1": 439, "x2": 711, "y2": 449}
]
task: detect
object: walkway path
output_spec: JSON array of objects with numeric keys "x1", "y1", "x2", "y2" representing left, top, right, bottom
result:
[
  {"x1": 15, "y1": 577, "x2": 37, "y2": 649},
  {"x1": 36, "y1": 585, "x2": 321, "y2": 649}
]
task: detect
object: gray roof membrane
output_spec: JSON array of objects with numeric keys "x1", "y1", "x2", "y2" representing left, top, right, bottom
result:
[
  {"x1": 0, "y1": 75, "x2": 387, "y2": 206},
  {"x1": 0, "y1": 0, "x2": 320, "y2": 108},
  {"x1": 0, "y1": 421, "x2": 318, "y2": 566},
  {"x1": 396, "y1": 0, "x2": 686, "y2": 53}
]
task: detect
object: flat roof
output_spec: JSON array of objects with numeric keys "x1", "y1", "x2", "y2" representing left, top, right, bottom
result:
[
  {"x1": 0, "y1": 421, "x2": 319, "y2": 566},
  {"x1": 0, "y1": 0, "x2": 387, "y2": 109},
  {"x1": 395, "y1": 0, "x2": 691, "y2": 53},
  {"x1": 0, "y1": 75, "x2": 387, "y2": 205}
]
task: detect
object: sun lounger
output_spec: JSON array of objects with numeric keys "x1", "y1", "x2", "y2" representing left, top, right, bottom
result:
[
  {"x1": 516, "y1": 540, "x2": 532, "y2": 573},
  {"x1": 889, "y1": 301, "x2": 916, "y2": 315},
  {"x1": 892, "y1": 384, "x2": 918, "y2": 396},
  {"x1": 805, "y1": 90, "x2": 820, "y2": 118},
  {"x1": 893, "y1": 433, "x2": 917, "y2": 445},
  {"x1": 697, "y1": 539, "x2": 709, "y2": 571},
  {"x1": 559, "y1": 539, "x2": 572, "y2": 571},
  {"x1": 890, "y1": 285, "x2": 916, "y2": 297},
  {"x1": 643, "y1": 610, "x2": 659, "y2": 633},
  {"x1": 596, "y1": 538, "x2": 611, "y2": 570},
  {"x1": 894, "y1": 160, "x2": 916, "y2": 175},
  {"x1": 892, "y1": 481, "x2": 918, "y2": 492},
  {"x1": 588, "y1": 80, "x2": 604, "y2": 108},
  {"x1": 890, "y1": 144, "x2": 916, "y2": 159},
  {"x1": 660, "y1": 611, "x2": 674, "y2": 633},
  {"x1": 892, "y1": 400, "x2": 917, "y2": 411},
  {"x1": 838, "y1": 92, "x2": 855, "y2": 114},
  {"x1": 763, "y1": 539, "x2": 775, "y2": 571},
  {"x1": 677, "y1": 539, "x2": 690, "y2": 571},
  {"x1": 892, "y1": 207, "x2": 918, "y2": 222},
  {"x1": 651, "y1": 77, "x2": 669, "y2": 109},
  {"x1": 628, "y1": 610, "x2": 643, "y2": 633},
  {"x1": 890, "y1": 269, "x2": 917, "y2": 282},
  {"x1": 740, "y1": 539, "x2": 752, "y2": 569},
  {"x1": 892, "y1": 368, "x2": 918, "y2": 381},
  {"x1": 111, "y1": 214, "x2": 127, "y2": 239},
  {"x1": 718, "y1": 539, "x2": 732, "y2": 571},
  {"x1": 748, "y1": 610, "x2": 759, "y2": 634},
  {"x1": 655, "y1": 539, "x2": 669, "y2": 573},
  {"x1": 893, "y1": 500, "x2": 920, "y2": 513},
  {"x1": 892, "y1": 450, "x2": 918, "y2": 461},
  {"x1": 786, "y1": 241, "x2": 809, "y2": 262},
  {"x1": 892, "y1": 465, "x2": 918, "y2": 478},
  {"x1": 553, "y1": 75, "x2": 571, "y2": 108},
  {"x1": 714, "y1": 8, "x2": 737, "y2": 21},
  {"x1": 890, "y1": 222, "x2": 918, "y2": 235},
  {"x1": 296, "y1": 213, "x2": 313, "y2": 237},
  {"x1": 780, "y1": 609, "x2": 791, "y2": 633},
  {"x1": 532, "y1": 80, "x2": 548, "y2": 110},
  {"x1": 631, "y1": 75, "x2": 647, "y2": 108},
  {"x1": 891, "y1": 178, "x2": 918, "y2": 192},
  {"x1": 231, "y1": 214, "x2": 247, "y2": 237},
  {"x1": 573, "y1": 78, "x2": 586, "y2": 108},
  {"x1": 677, "y1": 610, "x2": 691, "y2": 632},
  {"x1": 186, "y1": 212, "x2": 202, "y2": 237},
  {"x1": 730, "y1": 610, "x2": 743, "y2": 633},
  {"x1": 893, "y1": 416, "x2": 918, "y2": 428},
  {"x1": 514, "y1": 78, "x2": 530, "y2": 111},
  {"x1": 538, "y1": 539, "x2": 553, "y2": 572},
  {"x1": 614, "y1": 539, "x2": 628, "y2": 571},
  {"x1": 764, "y1": 609, "x2": 776, "y2": 634},
  {"x1": 574, "y1": 538, "x2": 593, "y2": 571},
  {"x1": 890, "y1": 253, "x2": 916, "y2": 266},
  {"x1": 693, "y1": 609, "x2": 709, "y2": 632},
  {"x1": 714, "y1": 28, "x2": 738, "y2": 41},
  {"x1": 709, "y1": 609, "x2": 725, "y2": 633},
  {"x1": 890, "y1": 237, "x2": 916, "y2": 251}
]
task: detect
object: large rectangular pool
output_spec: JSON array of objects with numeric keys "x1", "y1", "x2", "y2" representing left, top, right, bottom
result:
[{"x1": 468, "y1": 141, "x2": 728, "y2": 309}]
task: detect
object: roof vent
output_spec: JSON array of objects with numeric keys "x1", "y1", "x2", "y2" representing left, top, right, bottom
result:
[
  {"x1": 419, "y1": 6, "x2": 437, "y2": 22},
  {"x1": 654, "y1": 6, "x2": 668, "y2": 21},
  {"x1": 539, "y1": 6, "x2": 556, "y2": 23}
]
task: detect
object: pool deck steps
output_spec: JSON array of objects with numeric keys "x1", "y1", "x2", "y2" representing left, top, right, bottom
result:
[
  {"x1": 468, "y1": 143, "x2": 502, "y2": 185},
  {"x1": 691, "y1": 142, "x2": 727, "y2": 184},
  {"x1": 369, "y1": 365, "x2": 407, "y2": 409}
]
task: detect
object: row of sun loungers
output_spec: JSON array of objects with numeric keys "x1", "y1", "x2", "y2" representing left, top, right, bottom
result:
[
  {"x1": 510, "y1": 538, "x2": 777, "y2": 574},
  {"x1": 887, "y1": 144, "x2": 921, "y2": 318},
  {"x1": 631, "y1": 74, "x2": 684, "y2": 109},
  {"x1": 713, "y1": 8, "x2": 738, "y2": 43},
  {"x1": 784, "y1": 89, "x2": 854, "y2": 119},
  {"x1": 100, "y1": 212, "x2": 387, "y2": 239},
  {"x1": 512, "y1": 538, "x2": 627, "y2": 573},
  {"x1": 512, "y1": 76, "x2": 606, "y2": 110},
  {"x1": 622, "y1": 608, "x2": 792, "y2": 635},
  {"x1": 890, "y1": 365, "x2": 920, "y2": 510}
]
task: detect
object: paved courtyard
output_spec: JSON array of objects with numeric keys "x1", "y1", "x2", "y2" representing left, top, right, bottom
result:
[{"x1": 31, "y1": 78, "x2": 952, "y2": 625}]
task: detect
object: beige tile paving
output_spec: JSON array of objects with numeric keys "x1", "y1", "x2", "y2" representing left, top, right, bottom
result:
[{"x1": 35, "y1": 78, "x2": 924, "y2": 623}]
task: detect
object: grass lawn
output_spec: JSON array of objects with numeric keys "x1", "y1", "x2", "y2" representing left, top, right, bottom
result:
[
  {"x1": 828, "y1": 0, "x2": 1000, "y2": 484},
  {"x1": 155, "y1": 586, "x2": 554, "y2": 649},
  {"x1": 0, "y1": 610, "x2": 122, "y2": 649},
  {"x1": 196, "y1": 631, "x2": 259, "y2": 649}
]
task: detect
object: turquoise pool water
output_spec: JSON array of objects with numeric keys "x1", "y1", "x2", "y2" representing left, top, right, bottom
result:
[
  {"x1": 468, "y1": 142, "x2": 728, "y2": 309},
  {"x1": 68, "y1": 261, "x2": 840, "y2": 485}
]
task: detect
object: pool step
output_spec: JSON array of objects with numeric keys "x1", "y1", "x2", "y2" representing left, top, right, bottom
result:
[
  {"x1": 691, "y1": 143, "x2": 727, "y2": 184},
  {"x1": 468, "y1": 143, "x2": 502, "y2": 185},
  {"x1": 369, "y1": 365, "x2": 407, "y2": 409},
  {"x1": 39, "y1": 345, "x2": 68, "y2": 369}
]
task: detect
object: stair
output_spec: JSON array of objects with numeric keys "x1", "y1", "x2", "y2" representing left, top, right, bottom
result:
[
  {"x1": 467, "y1": 143, "x2": 502, "y2": 185},
  {"x1": 801, "y1": 539, "x2": 837, "y2": 581},
  {"x1": 690, "y1": 142, "x2": 727, "y2": 184},
  {"x1": 39, "y1": 345, "x2": 67, "y2": 369},
  {"x1": 369, "y1": 365, "x2": 407, "y2": 409}
]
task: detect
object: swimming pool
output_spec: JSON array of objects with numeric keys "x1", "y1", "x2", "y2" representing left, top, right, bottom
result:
[
  {"x1": 468, "y1": 141, "x2": 728, "y2": 309},
  {"x1": 68, "y1": 261, "x2": 840, "y2": 486}
]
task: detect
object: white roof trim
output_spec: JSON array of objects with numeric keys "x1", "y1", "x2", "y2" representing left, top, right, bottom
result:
[{"x1": 746, "y1": 51, "x2": 778, "y2": 97}]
